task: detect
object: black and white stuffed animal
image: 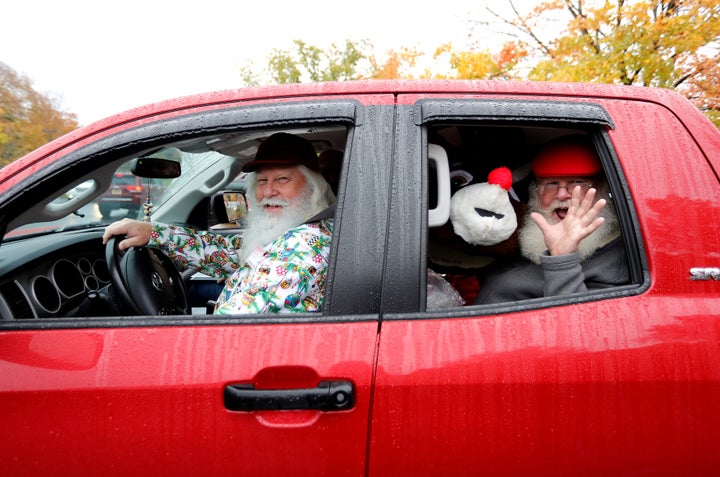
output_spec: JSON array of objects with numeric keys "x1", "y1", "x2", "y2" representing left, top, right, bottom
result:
[
  {"x1": 427, "y1": 166, "x2": 525, "y2": 307},
  {"x1": 450, "y1": 166, "x2": 518, "y2": 246}
]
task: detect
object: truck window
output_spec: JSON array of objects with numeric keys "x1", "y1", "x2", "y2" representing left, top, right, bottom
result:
[{"x1": 426, "y1": 124, "x2": 631, "y2": 309}]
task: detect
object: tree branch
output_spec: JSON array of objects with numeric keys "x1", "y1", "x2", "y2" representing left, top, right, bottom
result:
[
  {"x1": 484, "y1": 1, "x2": 554, "y2": 56},
  {"x1": 564, "y1": 0, "x2": 602, "y2": 54}
]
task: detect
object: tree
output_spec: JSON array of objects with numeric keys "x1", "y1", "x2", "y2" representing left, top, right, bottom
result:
[
  {"x1": 364, "y1": 46, "x2": 420, "y2": 79},
  {"x1": 240, "y1": 39, "x2": 372, "y2": 86},
  {"x1": 470, "y1": 0, "x2": 720, "y2": 125},
  {"x1": 438, "y1": 42, "x2": 528, "y2": 80},
  {"x1": 1, "y1": 62, "x2": 79, "y2": 166},
  {"x1": 237, "y1": 1, "x2": 719, "y2": 125},
  {"x1": 240, "y1": 40, "x2": 440, "y2": 84}
]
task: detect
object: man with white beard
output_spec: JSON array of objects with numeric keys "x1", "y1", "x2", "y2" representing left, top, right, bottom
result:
[
  {"x1": 474, "y1": 136, "x2": 629, "y2": 304},
  {"x1": 103, "y1": 132, "x2": 336, "y2": 314}
]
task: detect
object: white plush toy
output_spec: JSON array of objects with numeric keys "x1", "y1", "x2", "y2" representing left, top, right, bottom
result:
[
  {"x1": 427, "y1": 166, "x2": 524, "y2": 309},
  {"x1": 449, "y1": 167, "x2": 517, "y2": 246}
]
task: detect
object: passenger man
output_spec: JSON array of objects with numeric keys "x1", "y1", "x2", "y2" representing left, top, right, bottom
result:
[
  {"x1": 474, "y1": 136, "x2": 630, "y2": 304},
  {"x1": 103, "y1": 132, "x2": 336, "y2": 314}
]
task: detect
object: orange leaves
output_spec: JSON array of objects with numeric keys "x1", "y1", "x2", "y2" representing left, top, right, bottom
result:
[
  {"x1": 437, "y1": 0, "x2": 719, "y2": 126},
  {"x1": 497, "y1": 43, "x2": 528, "y2": 70},
  {"x1": 0, "y1": 63, "x2": 78, "y2": 165}
]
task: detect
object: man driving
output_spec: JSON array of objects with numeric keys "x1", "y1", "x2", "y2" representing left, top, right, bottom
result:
[{"x1": 103, "y1": 132, "x2": 336, "y2": 314}]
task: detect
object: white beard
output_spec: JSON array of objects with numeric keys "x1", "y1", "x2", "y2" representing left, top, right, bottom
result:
[
  {"x1": 237, "y1": 188, "x2": 317, "y2": 262},
  {"x1": 519, "y1": 186, "x2": 620, "y2": 264}
]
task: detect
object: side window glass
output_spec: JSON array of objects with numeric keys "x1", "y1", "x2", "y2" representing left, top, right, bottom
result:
[{"x1": 426, "y1": 125, "x2": 630, "y2": 309}]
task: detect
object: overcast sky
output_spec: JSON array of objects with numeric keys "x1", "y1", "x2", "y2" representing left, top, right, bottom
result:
[{"x1": 2, "y1": 0, "x2": 533, "y2": 125}]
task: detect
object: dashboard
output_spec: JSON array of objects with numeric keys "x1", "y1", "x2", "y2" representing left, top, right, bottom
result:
[{"x1": 0, "y1": 229, "x2": 109, "y2": 319}]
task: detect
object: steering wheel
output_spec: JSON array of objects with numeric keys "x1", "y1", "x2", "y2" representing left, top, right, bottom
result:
[{"x1": 105, "y1": 236, "x2": 190, "y2": 315}]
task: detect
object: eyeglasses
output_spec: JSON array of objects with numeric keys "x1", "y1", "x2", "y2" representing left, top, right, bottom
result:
[{"x1": 538, "y1": 179, "x2": 593, "y2": 196}]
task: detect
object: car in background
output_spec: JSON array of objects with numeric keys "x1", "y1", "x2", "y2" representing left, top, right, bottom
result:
[
  {"x1": 97, "y1": 171, "x2": 145, "y2": 218},
  {"x1": 1, "y1": 80, "x2": 719, "y2": 476}
]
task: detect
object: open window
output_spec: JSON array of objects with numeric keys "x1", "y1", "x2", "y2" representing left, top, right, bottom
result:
[
  {"x1": 420, "y1": 99, "x2": 642, "y2": 310},
  {"x1": 163, "y1": 125, "x2": 349, "y2": 314}
]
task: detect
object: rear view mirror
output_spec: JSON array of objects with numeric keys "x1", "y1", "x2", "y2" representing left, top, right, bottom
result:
[{"x1": 130, "y1": 157, "x2": 181, "y2": 178}]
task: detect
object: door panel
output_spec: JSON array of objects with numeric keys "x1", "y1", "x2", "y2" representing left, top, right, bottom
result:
[
  {"x1": 370, "y1": 301, "x2": 720, "y2": 476},
  {"x1": 0, "y1": 95, "x2": 399, "y2": 476},
  {"x1": 368, "y1": 93, "x2": 720, "y2": 476},
  {"x1": 1, "y1": 321, "x2": 377, "y2": 476}
]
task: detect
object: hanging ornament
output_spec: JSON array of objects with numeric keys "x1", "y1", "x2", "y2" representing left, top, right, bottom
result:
[{"x1": 142, "y1": 189, "x2": 154, "y2": 221}]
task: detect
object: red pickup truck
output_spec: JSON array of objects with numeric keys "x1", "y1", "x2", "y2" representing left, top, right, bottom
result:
[{"x1": 0, "y1": 80, "x2": 718, "y2": 476}]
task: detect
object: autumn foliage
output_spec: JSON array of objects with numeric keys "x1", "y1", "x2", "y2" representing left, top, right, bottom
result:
[
  {"x1": 466, "y1": 0, "x2": 720, "y2": 126},
  {"x1": 250, "y1": 0, "x2": 719, "y2": 127},
  {"x1": 442, "y1": 42, "x2": 528, "y2": 80},
  {"x1": 0, "y1": 62, "x2": 78, "y2": 166}
]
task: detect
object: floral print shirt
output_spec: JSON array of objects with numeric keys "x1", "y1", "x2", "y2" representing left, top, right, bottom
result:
[{"x1": 149, "y1": 219, "x2": 333, "y2": 314}]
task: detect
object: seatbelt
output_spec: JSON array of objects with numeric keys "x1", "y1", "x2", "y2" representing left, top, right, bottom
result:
[{"x1": 304, "y1": 204, "x2": 336, "y2": 224}]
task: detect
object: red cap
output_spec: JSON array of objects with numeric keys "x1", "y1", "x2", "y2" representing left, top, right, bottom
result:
[
  {"x1": 531, "y1": 139, "x2": 601, "y2": 177},
  {"x1": 242, "y1": 133, "x2": 320, "y2": 172}
]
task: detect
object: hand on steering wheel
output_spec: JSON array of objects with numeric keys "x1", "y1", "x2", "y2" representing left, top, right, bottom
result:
[{"x1": 105, "y1": 236, "x2": 190, "y2": 315}]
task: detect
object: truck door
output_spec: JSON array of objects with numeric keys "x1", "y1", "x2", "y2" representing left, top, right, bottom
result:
[
  {"x1": 369, "y1": 93, "x2": 720, "y2": 476},
  {"x1": 0, "y1": 97, "x2": 399, "y2": 477}
]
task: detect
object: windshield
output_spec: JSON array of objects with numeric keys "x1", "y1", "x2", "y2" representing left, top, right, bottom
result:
[{"x1": 5, "y1": 147, "x2": 235, "y2": 240}]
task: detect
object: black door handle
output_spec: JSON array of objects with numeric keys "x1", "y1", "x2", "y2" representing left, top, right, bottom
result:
[{"x1": 224, "y1": 380, "x2": 355, "y2": 412}]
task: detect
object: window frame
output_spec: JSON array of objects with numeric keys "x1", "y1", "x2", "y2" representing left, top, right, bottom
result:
[
  {"x1": 0, "y1": 98, "x2": 399, "y2": 327},
  {"x1": 381, "y1": 97, "x2": 648, "y2": 318}
]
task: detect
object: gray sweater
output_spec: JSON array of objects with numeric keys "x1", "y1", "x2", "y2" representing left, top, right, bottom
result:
[{"x1": 474, "y1": 237, "x2": 630, "y2": 304}]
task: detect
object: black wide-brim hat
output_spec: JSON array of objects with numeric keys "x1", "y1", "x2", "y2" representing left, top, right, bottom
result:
[{"x1": 242, "y1": 132, "x2": 320, "y2": 172}]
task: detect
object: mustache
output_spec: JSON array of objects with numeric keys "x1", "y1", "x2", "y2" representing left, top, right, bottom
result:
[
  {"x1": 258, "y1": 197, "x2": 291, "y2": 207},
  {"x1": 548, "y1": 198, "x2": 571, "y2": 210},
  {"x1": 533, "y1": 199, "x2": 571, "y2": 220}
]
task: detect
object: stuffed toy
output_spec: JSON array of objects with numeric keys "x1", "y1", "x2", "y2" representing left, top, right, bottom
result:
[
  {"x1": 427, "y1": 166, "x2": 526, "y2": 307},
  {"x1": 450, "y1": 167, "x2": 517, "y2": 246}
]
